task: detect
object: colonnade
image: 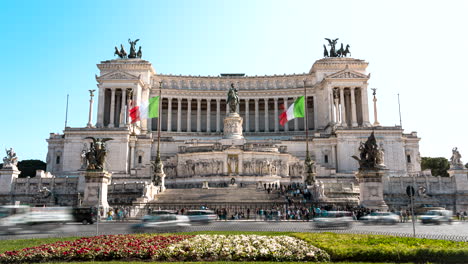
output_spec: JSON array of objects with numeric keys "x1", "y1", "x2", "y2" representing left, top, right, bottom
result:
[
  {"x1": 331, "y1": 87, "x2": 368, "y2": 127},
  {"x1": 98, "y1": 88, "x2": 131, "y2": 128},
  {"x1": 153, "y1": 97, "x2": 316, "y2": 133}
]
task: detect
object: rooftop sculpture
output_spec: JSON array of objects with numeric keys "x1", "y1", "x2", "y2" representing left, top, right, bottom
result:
[
  {"x1": 323, "y1": 38, "x2": 351, "y2": 58},
  {"x1": 114, "y1": 39, "x2": 142, "y2": 59}
]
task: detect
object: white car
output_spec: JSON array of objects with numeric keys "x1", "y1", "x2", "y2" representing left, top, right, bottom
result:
[
  {"x1": 419, "y1": 210, "x2": 453, "y2": 225},
  {"x1": 186, "y1": 210, "x2": 217, "y2": 224},
  {"x1": 313, "y1": 211, "x2": 354, "y2": 229},
  {"x1": 132, "y1": 214, "x2": 191, "y2": 232},
  {"x1": 360, "y1": 212, "x2": 399, "y2": 225}
]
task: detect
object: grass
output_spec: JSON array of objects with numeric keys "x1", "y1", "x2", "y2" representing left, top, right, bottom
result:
[
  {"x1": 1, "y1": 231, "x2": 467, "y2": 263},
  {"x1": 293, "y1": 232, "x2": 468, "y2": 263}
]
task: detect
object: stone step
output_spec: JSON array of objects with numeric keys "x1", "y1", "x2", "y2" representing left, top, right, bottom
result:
[{"x1": 152, "y1": 188, "x2": 285, "y2": 203}]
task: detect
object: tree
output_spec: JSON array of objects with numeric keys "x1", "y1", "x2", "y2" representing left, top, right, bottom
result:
[
  {"x1": 421, "y1": 157, "x2": 450, "y2": 177},
  {"x1": 17, "y1": 160, "x2": 46, "y2": 178}
]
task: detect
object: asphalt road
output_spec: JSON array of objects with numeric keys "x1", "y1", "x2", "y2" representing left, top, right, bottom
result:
[{"x1": 2, "y1": 220, "x2": 468, "y2": 241}]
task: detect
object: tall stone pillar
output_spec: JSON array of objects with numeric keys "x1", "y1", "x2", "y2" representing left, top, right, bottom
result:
[
  {"x1": 313, "y1": 95, "x2": 318, "y2": 130},
  {"x1": 294, "y1": 98, "x2": 299, "y2": 131},
  {"x1": 120, "y1": 89, "x2": 126, "y2": 127},
  {"x1": 245, "y1": 99, "x2": 250, "y2": 132},
  {"x1": 264, "y1": 98, "x2": 269, "y2": 132},
  {"x1": 254, "y1": 98, "x2": 259, "y2": 132},
  {"x1": 216, "y1": 99, "x2": 221, "y2": 132},
  {"x1": 187, "y1": 99, "x2": 192, "y2": 132},
  {"x1": 334, "y1": 91, "x2": 340, "y2": 124},
  {"x1": 361, "y1": 85, "x2": 371, "y2": 126},
  {"x1": 126, "y1": 89, "x2": 132, "y2": 126},
  {"x1": 197, "y1": 99, "x2": 201, "y2": 132},
  {"x1": 87, "y1": 90, "x2": 95, "y2": 128},
  {"x1": 274, "y1": 98, "x2": 279, "y2": 132},
  {"x1": 372, "y1": 89, "x2": 380, "y2": 126},
  {"x1": 206, "y1": 99, "x2": 211, "y2": 132},
  {"x1": 339, "y1": 87, "x2": 347, "y2": 127},
  {"x1": 109, "y1": 89, "x2": 116, "y2": 128},
  {"x1": 167, "y1": 98, "x2": 172, "y2": 132},
  {"x1": 350, "y1": 88, "x2": 358, "y2": 127},
  {"x1": 96, "y1": 87, "x2": 105, "y2": 127},
  {"x1": 177, "y1": 98, "x2": 182, "y2": 132},
  {"x1": 283, "y1": 97, "x2": 289, "y2": 131}
]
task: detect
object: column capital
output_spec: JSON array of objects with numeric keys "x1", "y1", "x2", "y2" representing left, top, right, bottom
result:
[{"x1": 273, "y1": 97, "x2": 278, "y2": 102}]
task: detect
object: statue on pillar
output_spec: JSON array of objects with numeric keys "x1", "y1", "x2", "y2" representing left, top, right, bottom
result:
[
  {"x1": 84, "y1": 137, "x2": 113, "y2": 171},
  {"x1": 227, "y1": 83, "x2": 239, "y2": 114},
  {"x1": 2, "y1": 148, "x2": 18, "y2": 168},
  {"x1": 450, "y1": 147, "x2": 463, "y2": 169},
  {"x1": 351, "y1": 132, "x2": 385, "y2": 170}
]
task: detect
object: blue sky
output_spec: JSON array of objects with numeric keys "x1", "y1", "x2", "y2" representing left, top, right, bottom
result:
[{"x1": 1, "y1": 0, "x2": 467, "y2": 161}]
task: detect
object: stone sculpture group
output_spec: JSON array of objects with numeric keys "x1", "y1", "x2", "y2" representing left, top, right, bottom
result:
[
  {"x1": 323, "y1": 38, "x2": 351, "y2": 58},
  {"x1": 83, "y1": 137, "x2": 112, "y2": 171},
  {"x1": 352, "y1": 132, "x2": 385, "y2": 170},
  {"x1": 114, "y1": 39, "x2": 142, "y2": 59},
  {"x1": 2, "y1": 148, "x2": 18, "y2": 168}
]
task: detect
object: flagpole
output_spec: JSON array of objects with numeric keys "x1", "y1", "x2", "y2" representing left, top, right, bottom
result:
[{"x1": 303, "y1": 79, "x2": 314, "y2": 184}]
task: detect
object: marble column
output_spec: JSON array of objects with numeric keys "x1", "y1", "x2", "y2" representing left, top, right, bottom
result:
[
  {"x1": 119, "y1": 89, "x2": 126, "y2": 127},
  {"x1": 109, "y1": 89, "x2": 116, "y2": 128},
  {"x1": 283, "y1": 97, "x2": 289, "y2": 131},
  {"x1": 294, "y1": 97, "x2": 299, "y2": 131},
  {"x1": 177, "y1": 98, "x2": 182, "y2": 132},
  {"x1": 334, "y1": 91, "x2": 340, "y2": 124},
  {"x1": 187, "y1": 99, "x2": 192, "y2": 132},
  {"x1": 206, "y1": 99, "x2": 211, "y2": 132},
  {"x1": 126, "y1": 89, "x2": 131, "y2": 126},
  {"x1": 264, "y1": 98, "x2": 269, "y2": 132},
  {"x1": 197, "y1": 98, "x2": 201, "y2": 132},
  {"x1": 216, "y1": 99, "x2": 221, "y2": 132},
  {"x1": 96, "y1": 87, "x2": 105, "y2": 127},
  {"x1": 167, "y1": 98, "x2": 172, "y2": 132},
  {"x1": 339, "y1": 87, "x2": 347, "y2": 126},
  {"x1": 226, "y1": 100, "x2": 229, "y2": 115},
  {"x1": 361, "y1": 85, "x2": 371, "y2": 126},
  {"x1": 274, "y1": 98, "x2": 279, "y2": 132},
  {"x1": 313, "y1": 96, "x2": 318, "y2": 130},
  {"x1": 86, "y1": 90, "x2": 95, "y2": 128},
  {"x1": 350, "y1": 87, "x2": 358, "y2": 127},
  {"x1": 245, "y1": 99, "x2": 250, "y2": 132},
  {"x1": 254, "y1": 98, "x2": 259, "y2": 132}
]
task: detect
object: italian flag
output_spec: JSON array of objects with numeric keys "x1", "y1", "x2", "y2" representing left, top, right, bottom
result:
[
  {"x1": 279, "y1": 96, "x2": 305, "y2": 126},
  {"x1": 129, "y1": 96, "x2": 160, "y2": 123}
]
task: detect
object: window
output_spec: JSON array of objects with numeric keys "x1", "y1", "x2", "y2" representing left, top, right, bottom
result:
[
  {"x1": 407, "y1": 155, "x2": 411, "y2": 163},
  {"x1": 56, "y1": 156, "x2": 61, "y2": 164},
  {"x1": 324, "y1": 155, "x2": 329, "y2": 163},
  {"x1": 138, "y1": 155, "x2": 142, "y2": 164}
]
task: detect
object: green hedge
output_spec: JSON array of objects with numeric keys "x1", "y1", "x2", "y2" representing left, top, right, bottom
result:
[{"x1": 293, "y1": 232, "x2": 468, "y2": 263}]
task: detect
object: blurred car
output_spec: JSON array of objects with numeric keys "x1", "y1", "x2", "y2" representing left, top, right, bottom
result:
[
  {"x1": 313, "y1": 211, "x2": 354, "y2": 229},
  {"x1": 131, "y1": 214, "x2": 191, "y2": 233},
  {"x1": 0, "y1": 205, "x2": 31, "y2": 233},
  {"x1": 360, "y1": 212, "x2": 399, "y2": 225},
  {"x1": 150, "y1": 209, "x2": 177, "y2": 215},
  {"x1": 419, "y1": 210, "x2": 453, "y2": 225},
  {"x1": 72, "y1": 207, "x2": 97, "y2": 224},
  {"x1": 28, "y1": 207, "x2": 74, "y2": 224},
  {"x1": 186, "y1": 210, "x2": 217, "y2": 224}
]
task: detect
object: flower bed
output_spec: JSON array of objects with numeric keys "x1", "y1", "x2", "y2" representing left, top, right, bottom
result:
[
  {"x1": 0, "y1": 234, "x2": 192, "y2": 263},
  {"x1": 156, "y1": 234, "x2": 329, "y2": 262},
  {"x1": 0, "y1": 234, "x2": 329, "y2": 263}
]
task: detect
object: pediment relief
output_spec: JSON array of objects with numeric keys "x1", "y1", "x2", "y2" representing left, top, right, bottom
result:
[
  {"x1": 98, "y1": 71, "x2": 139, "y2": 80},
  {"x1": 327, "y1": 69, "x2": 369, "y2": 80}
]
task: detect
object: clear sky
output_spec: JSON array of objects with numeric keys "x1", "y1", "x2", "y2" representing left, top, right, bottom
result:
[{"x1": 1, "y1": 0, "x2": 467, "y2": 162}]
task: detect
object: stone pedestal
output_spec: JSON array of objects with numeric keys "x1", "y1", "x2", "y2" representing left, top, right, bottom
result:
[
  {"x1": 202, "y1": 181, "x2": 209, "y2": 189},
  {"x1": 82, "y1": 170, "x2": 112, "y2": 211},
  {"x1": 154, "y1": 172, "x2": 166, "y2": 192},
  {"x1": 357, "y1": 169, "x2": 388, "y2": 211},
  {"x1": 0, "y1": 166, "x2": 20, "y2": 195},
  {"x1": 221, "y1": 113, "x2": 246, "y2": 145},
  {"x1": 449, "y1": 168, "x2": 468, "y2": 211}
]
